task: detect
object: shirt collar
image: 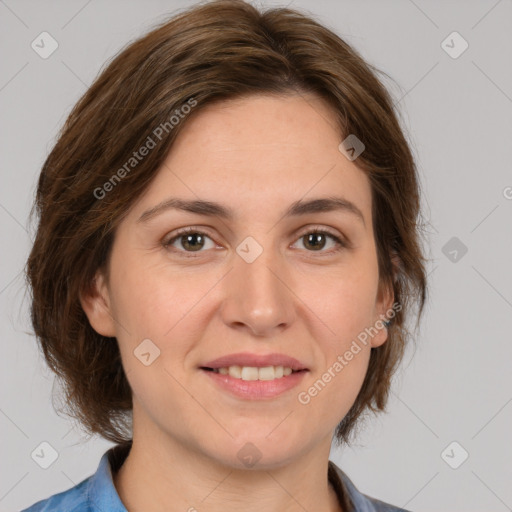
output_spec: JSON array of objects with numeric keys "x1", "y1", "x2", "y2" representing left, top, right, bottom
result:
[
  {"x1": 87, "y1": 442, "x2": 131, "y2": 511},
  {"x1": 88, "y1": 442, "x2": 381, "y2": 512}
]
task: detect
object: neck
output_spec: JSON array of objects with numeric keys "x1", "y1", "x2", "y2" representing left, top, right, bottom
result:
[{"x1": 113, "y1": 417, "x2": 343, "y2": 512}]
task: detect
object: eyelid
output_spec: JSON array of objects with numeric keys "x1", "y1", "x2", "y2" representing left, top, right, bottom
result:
[
  {"x1": 294, "y1": 224, "x2": 347, "y2": 243},
  {"x1": 162, "y1": 226, "x2": 219, "y2": 248}
]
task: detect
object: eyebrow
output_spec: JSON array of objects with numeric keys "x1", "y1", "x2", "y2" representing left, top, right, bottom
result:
[{"x1": 137, "y1": 196, "x2": 366, "y2": 227}]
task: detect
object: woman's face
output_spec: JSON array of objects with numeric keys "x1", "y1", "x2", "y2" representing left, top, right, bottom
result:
[{"x1": 83, "y1": 93, "x2": 394, "y2": 468}]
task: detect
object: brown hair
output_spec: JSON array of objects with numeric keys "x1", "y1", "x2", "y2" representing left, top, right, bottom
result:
[{"x1": 25, "y1": 0, "x2": 428, "y2": 445}]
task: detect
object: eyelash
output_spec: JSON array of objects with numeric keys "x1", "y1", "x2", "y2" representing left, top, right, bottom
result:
[{"x1": 162, "y1": 226, "x2": 348, "y2": 258}]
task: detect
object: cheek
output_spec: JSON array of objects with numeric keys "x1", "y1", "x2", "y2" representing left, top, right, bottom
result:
[
  {"x1": 108, "y1": 259, "x2": 219, "y2": 392},
  {"x1": 291, "y1": 267, "x2": 378, "y2": 417},
  {"x1": 109, "y1": 254, "x2": 205, "y2": 337},
  {"x1": 299, "y1": 262, "x2": 380, "y2": 346}
]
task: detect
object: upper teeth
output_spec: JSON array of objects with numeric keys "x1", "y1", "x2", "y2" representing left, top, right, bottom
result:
[{"x1": 214, "y1": 365, "x2": 294, "y2": 380}]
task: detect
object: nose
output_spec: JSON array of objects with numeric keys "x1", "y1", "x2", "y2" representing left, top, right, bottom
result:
[{"x1": 220, "y1": 243, "x2": 295, "y2": 337}]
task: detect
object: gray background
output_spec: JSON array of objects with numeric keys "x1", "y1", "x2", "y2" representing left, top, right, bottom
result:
[{"x1": 1, "y1": 0, "x2": 511, "y2": 510}]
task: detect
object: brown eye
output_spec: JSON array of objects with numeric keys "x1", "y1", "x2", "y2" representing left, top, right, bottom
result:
[
  {"x1": 178, "y1": 233, "x2": 206, "y2": 252},
  {"x1": 302, "y1": 232, "x2": 328, "y2": 251},
  {"x1": 163, "y1": 228, "x2": 216, "y2": 255},
  {"x1": 293, "y1": 229, "x2": 346, "y2": 254}
]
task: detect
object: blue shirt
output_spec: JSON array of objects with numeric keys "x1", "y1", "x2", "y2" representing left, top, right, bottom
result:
[{"x1": 21, "y1": 442, "x2": 410, "y2": 511}]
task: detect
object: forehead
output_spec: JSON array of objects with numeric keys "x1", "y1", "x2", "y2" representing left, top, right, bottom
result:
[{"x1": 129, "y1": 93, "x2": 372, "y2": 226}]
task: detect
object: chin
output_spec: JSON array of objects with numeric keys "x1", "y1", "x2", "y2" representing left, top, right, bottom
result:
[{"x1": 204, "y1": 431, "x2": 306, "y2": 470}]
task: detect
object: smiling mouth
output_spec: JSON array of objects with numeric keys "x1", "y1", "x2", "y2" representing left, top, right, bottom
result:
[{"x1": 200, "y1": 366, "x2": 307, "y2": 381}]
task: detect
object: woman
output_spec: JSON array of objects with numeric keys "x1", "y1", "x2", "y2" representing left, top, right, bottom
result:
[{"x1": 23, "y1": 0, "x2": 428, "y2": 510}]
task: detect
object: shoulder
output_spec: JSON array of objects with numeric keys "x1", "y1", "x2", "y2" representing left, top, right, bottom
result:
[
  {"x1": 20, "y1": 443, "x2": 131, "y2": 512},
  {"x1": 329, "y1": 460, "x2": 412, "y2": 512},
  {"x1": 357, "y1": 494, "x2": 411, "y2": 512},
  {"x1": 20, "y1": 477, "x2": 92, "y2": 512}
]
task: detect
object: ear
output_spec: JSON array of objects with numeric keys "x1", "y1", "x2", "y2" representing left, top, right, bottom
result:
[
  {"x1": 79, "y1": 269, "x2": 117, "y2": 337},
  {"x1": 370, "y1": 253, "x2": 400, "y2": 348}
]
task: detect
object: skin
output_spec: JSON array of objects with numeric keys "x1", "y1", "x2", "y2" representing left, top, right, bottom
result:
[{"x1": 81, "y1": 92, "x2": 394, "y2": 512}]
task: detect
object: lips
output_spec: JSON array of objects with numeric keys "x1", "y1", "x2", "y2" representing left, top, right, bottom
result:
[{"x1": 200, "y1": 352, "x2": 309, "y2": 372}]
